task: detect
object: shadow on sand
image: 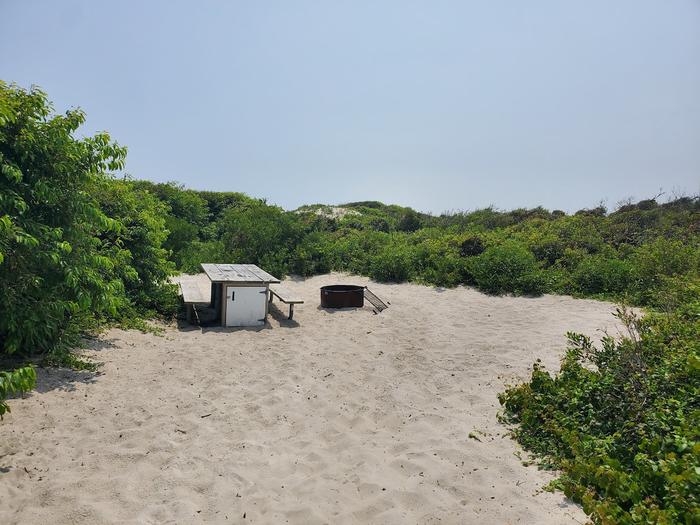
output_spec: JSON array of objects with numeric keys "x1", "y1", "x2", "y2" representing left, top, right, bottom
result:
[
  {"x1": 268, "y1": 303, "x2": 301, "y2": 328},
  {"x1": 316, "y1": 305, "x2": 369, "y2": 314},
  {"x1": 32, "y1": 366, "x2": 100, "y2": 394},
  {"x1": 175, "y1": 302, "x2": 300, "y2": 332},
  {"x1": 82, "y1": 336, "x2": 119, "y2": 352},
  {"x1": 0, "y1": 336, "x2": 115, "y2": 397}
]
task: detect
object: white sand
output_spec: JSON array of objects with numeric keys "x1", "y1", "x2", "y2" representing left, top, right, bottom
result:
[{"x1": 0, "y1": 273, "x2": 624, "y2": 524}]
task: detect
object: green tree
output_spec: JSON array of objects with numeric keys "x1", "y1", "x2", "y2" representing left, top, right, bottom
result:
[
  {"x1": 93, "y1": 178, "x2": 178, "y2": 316},
  {"x1": 132, "y1": 181, "x2": 210, "y2": 263},
  {"x1": 0, "y1": 82, "x2": 126, "y2": 357},
  {"x1": 220, "y1": 201, "x2": 302, "y2": 277}
]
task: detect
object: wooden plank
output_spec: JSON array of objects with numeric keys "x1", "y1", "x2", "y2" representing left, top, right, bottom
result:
[
  {"x1": 268, "y1": 284, "x2": 302, "y2": 320},
  {"x1": 201, "y1": 263, "x2": 280, "y2": 284},
  {"x1": 200, "y1": 263, "x2": 225, "y2": 282},
  {"x1": 179, "y1": 281, "x2": 210, "y2": 304},
  {"x1": 219, "y1": 264, "x2": 253, "y2": 281},
  {"x1": 269, "y1": 284, "x2": 304, "y2": 304},
  {"x1": 242, "y1": 264, "x2": 280, "y2": 283},
  {"x1": 227, "y1": 264, "x2": 261, "y2": 282},
  {"x1": 201, "y1": 263, "x2": 252, "y2": 282}
]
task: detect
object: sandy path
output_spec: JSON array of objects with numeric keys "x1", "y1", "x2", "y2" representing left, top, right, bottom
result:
[{"x1": 0, "y1": 273, "x2": 622, "y2": 524}]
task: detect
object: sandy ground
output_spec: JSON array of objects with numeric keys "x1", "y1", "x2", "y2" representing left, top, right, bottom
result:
[{"x1": 0, "y1": 273, "x2": 624, "y2": 524}]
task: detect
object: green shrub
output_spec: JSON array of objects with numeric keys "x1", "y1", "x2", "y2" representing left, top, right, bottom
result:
[
  {"x1": 257, "y1": 250, "x2": 292, "y2": 280},
  {"x1": 178, "y1": 240, "x2": 227, "y2": 274},
  {"x1": 135, "y1": 182, "x2": 212, "y2": 264},
  {"x1": 220, "y1": 201, "x2": 302, "y2": 278},
  {"x1": 0, "y1": 83, "x2": 126, "y2": 357},
  {"x1": 468, "y1": 241, "x2": 546, "y2": 295},
  {"x1": 556, "y1": 216, "x2": 606, "y2": 254},
  {"x1": 289, "y1": 232, "x2": 332, "y2": 276},
  {"x1": 531, "y1": 237, "x2": 566, "y2": 266},
  {"x1": 629, "y1": 238, "x2": 699, "y2": 305},
  {"x1": 0, "y1": 366, "x2": 36, "y2": 419},
  {"x1": 330, "y1": 230, "x2": 387, "y2": 276},
  {"x1": 396, "y1": 209, "x2": 423, "y2": 232},
  {"x1": 369, "y1": 237, "x2": 416, "y2": 282},
  {"x1": 557, "y1": 247, "x2": 590, "y2": 270},
  {"x1": 459, "y1": 236, "x2": 486, "y2": 257},
  {"x1": 93, "y1": 178, "x2": 178, "y2": 316},
  {"x1": 414, "y1": 237, "x2": 466, "y2": 287},
  {"x1": 164, "y1": 216, "x2": 200, "y2": 264},
  {"x1": 0, "y1": 83, "x2": 176, "y2": 368},
  {"x1": 499, "y1": 297, "x2": 700, "y2": 524},
  {"x1": 571, "y1": 255, "x2": 634, "y2": 296},
  {"x1": 515, "y1": 269, "x2": 550, "y2": 296}
]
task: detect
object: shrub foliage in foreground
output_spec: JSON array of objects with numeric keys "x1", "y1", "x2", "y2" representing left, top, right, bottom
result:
[
  {"x1": 499, "y1": 293, "x2": 700, "y2": 524},
  {"x1": 0, "y1": 82, "x2": 176, "y2": 364},
  {"x1": 0, "y1": 366, "x2": 36, "y2": 419}
]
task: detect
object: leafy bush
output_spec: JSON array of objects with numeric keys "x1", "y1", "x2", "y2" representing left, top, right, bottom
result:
[
  {"x1": 177, "y1": 240, "x2": 227, "y2": 274},
  {"x1": 555, "y1": 216, "x2": 607, "y2": 254},
  {"x1": 414, "y1": 236, "x2": 465, "y2": 287},
  {"x1": 220, "y1": 201, "x2": 302, "y2": 278},
  {"x1": 468, "y1": 241, "x2": 546, "y2": 295},
  {"x1": 330, "y1": 230, "x2": 387, "y2": 276},
  {"x1": 93, "y1": 178, "x2": 178, "y2": 316},
  {"x1": 369, "y1": 236, "x2": 416, "y2": 282},
  {"x1": 289, "y1": 232, "x2": 332, "y2": 276},
  {"x1": 397, "y1": 209, "x2": 423, "y2": 232},
  {"x1": 0, "y1": 83, "x2": 175, "y2": 366},
  {"x1": 0, "y1": 366, "x2": 36, "y2": 419},
  {"x1": 629, "y1": 238, "x2": 699, "y2": 306},
  {"x1": 571, "y1": 255, "x2": 634, "y2": 296},
  {"x1": 132, "y1": 181, "x2": 210, "y2": 263},
  {"x1": 499, "y1": 297, "x2": 700, "y2": 524},
  {"x1": 0, "y1": 83, "x2": 126, "y2": 357},
  {"x1": 459, "y1": 236, "x2": 485, "y2": 257},
  {"x1": 530, "y1": 237, "x2": 566, "y2": 266}
]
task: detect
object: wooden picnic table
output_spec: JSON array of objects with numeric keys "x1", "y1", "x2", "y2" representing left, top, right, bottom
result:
[{"x1": 199, "y1": 264, "x2": 281, "y2": 326}]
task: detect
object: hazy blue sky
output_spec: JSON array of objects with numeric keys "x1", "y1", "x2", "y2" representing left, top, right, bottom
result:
[{"x1": 1, "y1": 1, "x2": 699, "y2": 213}]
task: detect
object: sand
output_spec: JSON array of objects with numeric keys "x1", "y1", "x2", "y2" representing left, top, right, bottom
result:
[{"x1": 0, "y1": 273, "x2": 624, "y2": 524}]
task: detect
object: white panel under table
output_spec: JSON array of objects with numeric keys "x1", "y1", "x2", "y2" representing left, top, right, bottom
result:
[{"x1": 225, "y1": 285, "x2": 268, "y2": 327}]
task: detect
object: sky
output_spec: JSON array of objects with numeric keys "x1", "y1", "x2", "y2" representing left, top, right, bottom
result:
[{"x1": 1, "y1": 1, "x2": 699, "y2": 214}]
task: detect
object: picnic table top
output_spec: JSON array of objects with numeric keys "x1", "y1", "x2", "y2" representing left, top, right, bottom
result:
[
  {"x1": 179, "y1": 279, "x2": 210, "y2": 304},
  {"x1": 200, "y1": 263, "x2": 280, "y2": 284}
]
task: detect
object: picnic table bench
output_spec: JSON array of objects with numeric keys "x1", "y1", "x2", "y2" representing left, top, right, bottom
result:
[
  {"x1": 268, "y1": 284, "x2": 304, "y2": 320},
  {"x1": 179, "y1": 281, "x2": 211, "y2": 323}
]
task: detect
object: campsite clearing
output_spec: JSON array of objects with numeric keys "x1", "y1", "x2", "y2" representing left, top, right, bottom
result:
[{"x1": 0, "y1": 273, "x2": 623, "y2": 524}]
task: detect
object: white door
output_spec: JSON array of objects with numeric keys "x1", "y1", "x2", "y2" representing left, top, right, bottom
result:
[{"x1": 225, "y1": 286, "x2": 267, "y2": 327}]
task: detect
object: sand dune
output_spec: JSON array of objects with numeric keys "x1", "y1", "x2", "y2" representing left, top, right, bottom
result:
[{"x1": 0, "y1": 273, "x2": 624, "y2": 524}]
